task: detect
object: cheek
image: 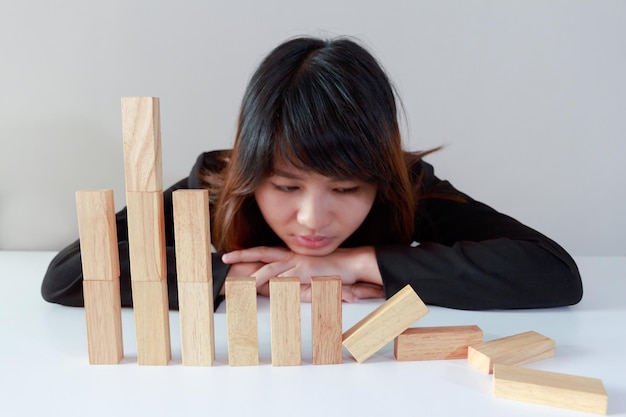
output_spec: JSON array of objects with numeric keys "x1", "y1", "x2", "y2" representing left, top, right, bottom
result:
[{"x1": 255, "y1": 190, "x2": 291, "y2": 228}]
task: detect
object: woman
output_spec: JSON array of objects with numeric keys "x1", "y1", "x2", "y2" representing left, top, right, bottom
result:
[{"x1": 41, "y1": 36, "x2": 583, "y2": 310}]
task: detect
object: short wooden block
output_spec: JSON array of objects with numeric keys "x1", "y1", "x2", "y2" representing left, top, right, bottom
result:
[
  {"x1": 342, "y1": 285, "x2": 429, "y2": 363},
  {"x1": 467, "y1": 330, "x2": 555, "y2": 374},
  {"x1": 394, "y1": 325, "x2": 483, "y2": 361},
  {"x1": 75, "y1": 190, "x2": 120, "y2": 281},
  {"x1": 225, "y1": 277, "x2": 259, "y2": 366},
  {"x1": 270, "y1": 277, "x2": 301, "y2": 366},
  {"x1": 121, "y1": 97, "x2": 163, "y2": 192},
  {"x1": 178, "y1": 282, "x2": 215, "y2": 366},
  {"x1": 131, "y1": 280, "x2": 171, "y2": 365},
  {"x1": 83, "y1": 280, "x2": 123, "y2": 364},
  {"x1": 126, "y1": 191, "x2": 166, "y2": 282},
  {"x1": 493, "y1": 364, "x2": 608, "y2": 415},
  {"x1": 311, "y1": 276, "x2": 342, "y2": 365},
  {"x1": 172, "y1": 189, "x2": 212, "y2": 283}
]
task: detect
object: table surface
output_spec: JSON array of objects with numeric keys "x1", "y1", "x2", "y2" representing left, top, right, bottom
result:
[{"x1": 1, "y1": 251, "x2": 625, "y2": 417}]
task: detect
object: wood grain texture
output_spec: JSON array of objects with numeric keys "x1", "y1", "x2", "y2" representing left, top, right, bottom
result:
[
  {"x1": 342, "y1": 285, "x2": 429, "y2": 363},
  {"x1": 225, "y1": 277, "x2": 259, "y2": 366},
  {"x1": 468, "y1": 330, "x2": 555, "y2": 374},
  {"x1": 131, "y1": 279, "x2": 172, "y2": 365},
  {"x1": 269, "y1": 277, "x2": 301, "y2": 366},
  {"x1": 178, "y1": 282, "x2": 215, "y2": 366},
  {"x1": 311, "y1": 276, "x2": 342, "y2": 365},
  {"x1": 83, "y1": 280, "x2": 123, "y2": 364},
  {"x1": 394, "y1": 325, "x2": 483, "y2": 361},
  {"x1": 493, "y1": 364, "x2": 608, "y2": 415}
]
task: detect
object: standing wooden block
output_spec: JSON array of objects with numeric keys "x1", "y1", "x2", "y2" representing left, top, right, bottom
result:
[
  {"x1": 76, "y1": 190, "x2": 123, "y2": 364},
  {"x1": 394, "y1": 325, "x2": 483, "y2": 361},
  {"x1": 121, "y1": 97, "x2": 162, "y2": 192},
  {"x1": 342, "y1": 285, "x2": 429, "y2": 363},
  {"x1": 131, "y1": 280, "x2": 171, "y2": 366},
  {"x1": 311, "y1": 276, "x2": 342, "y2": 365},
  {"x1": 225, "y1": 277, "x2": 259, "y2": 366},
  {"x1": 172, "y1": 189, "x2": 215, "y2": 366},
  {"x1": 467, "y1": 330, "x2": 555, "y2": 374},
  {"x1": 493, "y1": 364, "x2": 608, "y2": 415},
  {"x1": 269, "y1": 277, "x2": 301, "y2": 366}
]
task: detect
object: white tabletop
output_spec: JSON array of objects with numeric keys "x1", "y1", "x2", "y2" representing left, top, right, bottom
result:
[{"x1": 1, "y1": 251, "x2": 625, "y2": 417}]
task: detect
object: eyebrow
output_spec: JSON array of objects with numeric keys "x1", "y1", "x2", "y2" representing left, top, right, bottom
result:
[{"x1": 271, "y1": 168, "x2": 304, "y2": 180}]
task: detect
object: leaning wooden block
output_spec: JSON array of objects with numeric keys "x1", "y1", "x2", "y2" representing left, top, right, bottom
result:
[
  {"x1": 270, "y1": 277, "x2": 301, "y2": 366},
  {"x1": 178, "y1": 282, "x2": 215, "y2": 366},
  {"x1": 493, "y1": 364, "x2": 608, "y2": 415},
  {"x1": 83, "y1": 280, "x2": 123, "y2": 364},
  {"x1": 394, "y1": 325, "x2": 483, "y2": 361},
  {"x1": 468, "y1": 330, "x2": 555, "y2": 374},
  {"x1": 225, "y1": 277, "x2": 259, "y2": 366},
  {"x1": 342, "y1": 285, "x2": 429, "y2": 363},
  {"x1": 311, "y1": 276, "x2": 342, "y2": 365},
  {"x1": 131, "y1": 280, "x2": 172, "y2": 365}
]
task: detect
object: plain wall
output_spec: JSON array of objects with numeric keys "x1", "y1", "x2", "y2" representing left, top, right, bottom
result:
[{"x1": 1, "y1": 0, "x2": 624, "y2": 256}]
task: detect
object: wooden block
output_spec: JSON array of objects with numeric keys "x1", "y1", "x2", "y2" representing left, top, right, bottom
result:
[
  {"x1": 342, "y1": 284, "x2": 429, "y2": 363},
  {"x1": 121, "y1": 97, "x2": 162, "y2": 192},
  {"x1": 468, "y1": 330, "x2": 555, "y2": 374},
  {"x1": 75, "y1": 190, "x2": 120, "y2": 281},
  {"x1": 225, "y1": 277, "x2": 259, "y2": 366},
  {"x1": 493, "y1": 364, "x2": 608, "y2": 415},
  {"x1": 311, "y1": 276, "x2": 342, "y2": 365},
  {"x1": 172, "y1": 190, "x2": 212, "y2": 283},
  {"x1": 178, "y1": 282, "x2": 215, "y2": 366},
  {"x1": 126, "y1": 191, "x2": 166, "y2": 282},
  {"x1": 394, "y1": 325, "x2": 483, "y2": 361},
  {"x1": 131, "y1": 280, "x2": 171, "y2": 365},
  {"x1": 83, "y1": 280, "x2": 123, "y2": 364},
  {"x1": 269, "y1": 277, "x2": 301, "y2": 366}
]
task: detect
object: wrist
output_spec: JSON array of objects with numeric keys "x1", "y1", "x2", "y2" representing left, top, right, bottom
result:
[{"x1": 348, "y1": 246, "x2": 382, "y2": 286}]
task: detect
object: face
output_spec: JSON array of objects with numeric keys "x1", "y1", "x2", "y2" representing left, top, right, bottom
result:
[{"x1": 253, "y1": 161, "x2": 377, "y2": 256}]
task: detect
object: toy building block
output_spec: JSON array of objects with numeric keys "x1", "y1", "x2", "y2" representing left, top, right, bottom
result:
[
  {"x1": 172, "y1": 190, "x2": 215, "y2": 366},
  {"x1": 269, "y1": 277, "x2": 301, "y2": 366},
  {"x1": 394, "y1": 325, "x2": 483, "y2": 361},
  {"x1": 467, "y1": 330, "x2": 555, "y2": 374},
  {"x1": 121, "y1": 96, "x2": 171, "y2": 365},
  {"x1": 76, "y1": 190, "x2": 123, "y2": 364},
  {"x1": 225, "y1": 277, "x2": 259, "y2": 366},
  {"x1": 311, "y1": 276, "x2": 342, "y2": 365},
  {"x1": 493, "y1": 364, "x2": 608, "y2": 415},
  {"x1": 342, "y1": 284, "x2": 429, "y2": 363}
]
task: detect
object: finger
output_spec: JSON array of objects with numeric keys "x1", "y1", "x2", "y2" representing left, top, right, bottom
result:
[
  {"x1": 251, "y1": 261, "x2": 296, "y2": 288},
  {"x1": 222, "y1": 246, "x2": 291, "y2": 264},
  {"x1": 352, "y1": 283, "x2": 385, "y2": 300},
  {"x1": 341, "y1": 286, "x2": 359, "y2": 303}
]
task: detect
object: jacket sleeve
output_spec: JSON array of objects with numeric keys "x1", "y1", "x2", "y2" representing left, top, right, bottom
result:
[
  {"x1": 375, "y1": 162, "x2": 583, "y2": 310},
  {"x1": 41, "y1": 176, "x2": 230, "y2": 310}
]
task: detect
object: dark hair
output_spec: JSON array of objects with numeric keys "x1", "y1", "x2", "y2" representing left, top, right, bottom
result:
[{"x1": 210, "y1": 36, "x2": 422, "y2": 252}]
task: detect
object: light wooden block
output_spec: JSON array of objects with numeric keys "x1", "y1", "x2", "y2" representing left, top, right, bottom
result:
[
  {"x1": 225, "y1": 277, "x2": 259, "y2": 366},
  {"x1": 75, "y1": 190, "x2": 120, "y2": 281},
  {"x1": 394, "y1": 325, "x2": 483, "y2": 361},
  {"x1": 177, "y1": 282, "x2": 215, "y2": 366},
  {"x1": 311, "y1": 276, "x2": 342, "y2": 365},
  {"x1": 83, "y1": 280, "x2": 123, "y2": 364},
  {"x1": 468, "y1": 330, "x2": 555, "y2": 374},
  {"x1": 126, "y1": 191, "x2": 166, "y2": 282},
  {"x1": 493, "y1": 364, "x2": 608, "y2": 415},
  {"x1": 269, "y1": 277, "x2": 301, "y2": 366},
  {"x1": 131, "y1": 279, "x2": 171, "y2": 365},
  {"x1": 172, "y1": 190, "x2": 212, "y2": 283},
  {"x1": 121, "y1": 97, "x2": 162, "y2": 192},
  {"x1": 342, "y1": 284, "x2": 429, "y2": 363}
]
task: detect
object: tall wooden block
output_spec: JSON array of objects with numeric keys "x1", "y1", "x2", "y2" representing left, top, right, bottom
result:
[
  {"x1": 311, "y1": 276, "x2": 342, "y2": 365},
  {"x1": 172, "y1": 189, "x2": 215, "y2": 366},
  {"x1": 83, "y1": 280, "x2": 124, "y2": 364},
  {"x1": 269, "y1": 277, "x2": 301, "y2": 366},
  {"x1": 493, "y1": 364, "x2": 608, "y2": 415},
  {"x1": 394, "y1": 325, "x2": 483, "y2": 361},
  {"x1": 131, "y1": 280, "x2": 171, "y2": 365},
  {"x1": 468, "y1": 330, "x2": 555, "y2": 374},
  {"x1": 121, "y1": 97, "x2": 162, "y2": 192},
  {"x1": 225, "y1": 277, "x2": 259, "y2": 366},
  {"x1": 342, "y1": 285, "x2": 429, "y2": 363}
]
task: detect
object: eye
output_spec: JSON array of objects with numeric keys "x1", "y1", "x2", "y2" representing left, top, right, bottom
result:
[
  {"x1": 334, "y1": 186, "x2": 359, "y2": 194},
  {"x1": 272, "y1": 183, "x2": 299, "y2": 192}
]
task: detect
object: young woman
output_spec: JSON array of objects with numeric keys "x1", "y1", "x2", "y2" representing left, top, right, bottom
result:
[{"x1": 41, "y1": 36, "x2": 583, "y2": 310}]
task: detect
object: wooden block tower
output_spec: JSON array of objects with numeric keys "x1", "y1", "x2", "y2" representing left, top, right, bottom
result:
[
  {"x1": 269, "y1": 277, "x2": 301, "y2": 366},
  {"x1": 311, "y1": 276, "x2": 343, "y2": 365},
  {"x1": 121, "y1": 96, "x2": 171, "y2": 365},
  {"x1": 225, "y1": 277, "x2": 259, "y2": 366}
]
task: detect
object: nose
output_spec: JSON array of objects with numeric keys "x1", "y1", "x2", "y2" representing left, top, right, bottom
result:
[{"x1": 296, "y1": 192, "x2": 330, "y2": 231}]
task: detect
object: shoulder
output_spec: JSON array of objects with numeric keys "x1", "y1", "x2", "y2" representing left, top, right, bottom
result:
[{"x1": 188, "y1": 150, "x2": 231, "y2": 188}]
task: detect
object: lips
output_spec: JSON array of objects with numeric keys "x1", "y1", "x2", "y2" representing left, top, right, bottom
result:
[{"x1": 295, "y1": 235, "x2": 332, "y2": 250}]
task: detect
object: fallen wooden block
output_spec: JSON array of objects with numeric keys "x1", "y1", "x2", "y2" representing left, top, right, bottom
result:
[
  {"x1": 394, "y1": 325, "x2": 483, "y2": 361},
  {"x1": 493, "y1": 364, "x2": 608, "y2": 415},
  {"x1": 342, "y1": 285, "x2": 429, "y2": 363},
  {"x1": 468, "y1": 330, "x2": 555, "y2": 374}
]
